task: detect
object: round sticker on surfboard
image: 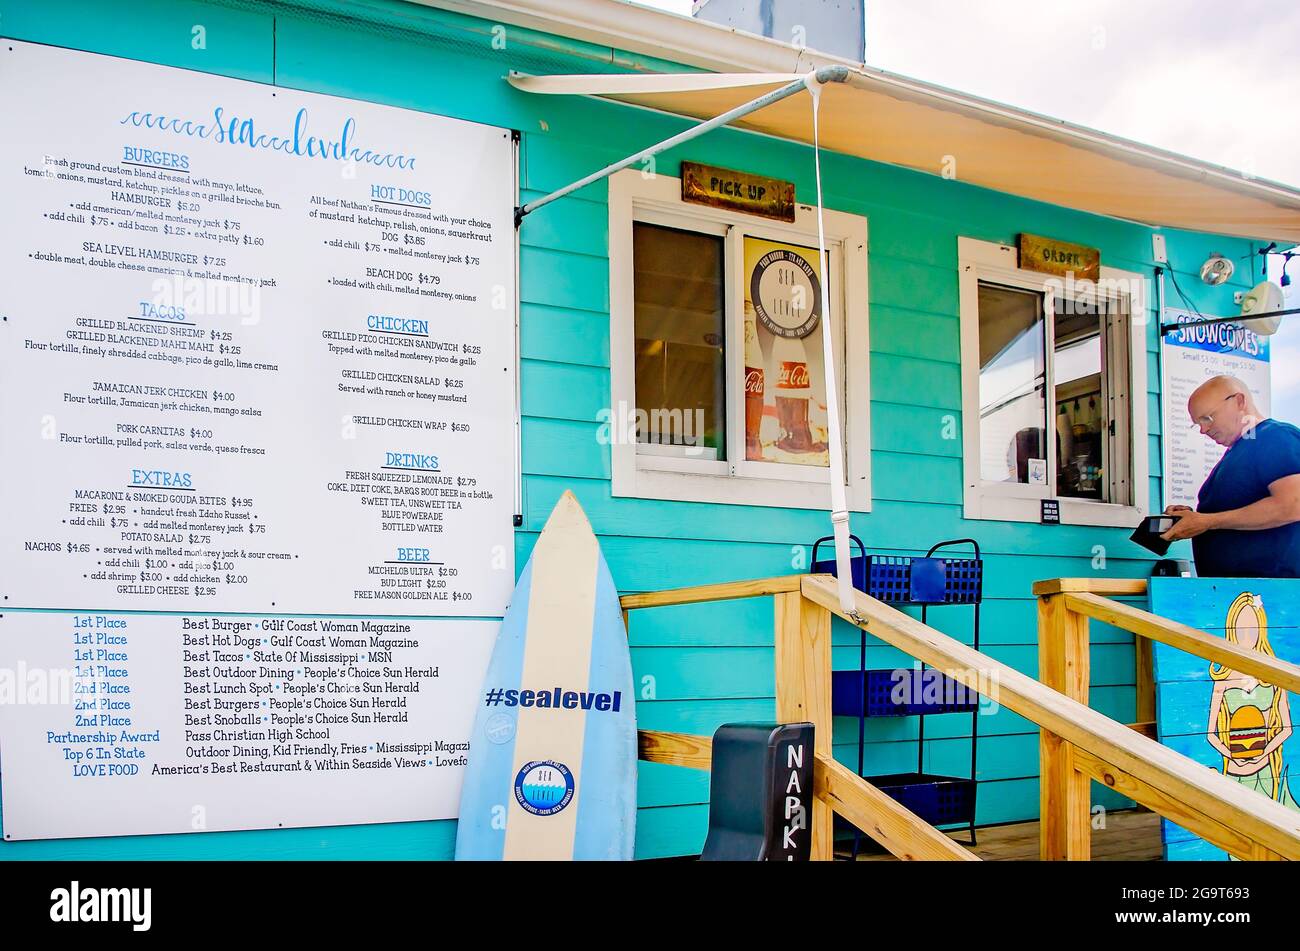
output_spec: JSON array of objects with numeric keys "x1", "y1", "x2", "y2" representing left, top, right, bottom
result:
[{"x1": 513, "y1": 760, "x2": 575, "y2": 816}]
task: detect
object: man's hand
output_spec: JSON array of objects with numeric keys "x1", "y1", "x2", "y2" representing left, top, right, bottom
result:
[
  {"x1": 1175, "y1": 475, "x2": 1300, "y2": 536},
  {"x1": 1162, "y1": 510, "x2": 1217, "y2": 541}
]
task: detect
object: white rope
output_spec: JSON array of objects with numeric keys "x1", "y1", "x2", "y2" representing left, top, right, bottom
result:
[{"x1": 806, "y1": 73, "x2": 858, "y2": 621}]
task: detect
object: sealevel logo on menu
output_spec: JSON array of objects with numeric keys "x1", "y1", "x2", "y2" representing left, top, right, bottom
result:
[{"x1": 119, "y1": 105, "x2": 417, "y2": 169}]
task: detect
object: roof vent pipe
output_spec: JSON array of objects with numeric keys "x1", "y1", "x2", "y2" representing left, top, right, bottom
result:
[{"x1": 692, "y1": 0, "x2": 866, "y2": 64}]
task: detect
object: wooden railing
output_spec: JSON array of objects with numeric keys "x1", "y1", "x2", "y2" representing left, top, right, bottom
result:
[
  {"x1": 802, "y1": 573, "x2": 1300, "y2": 861},
  {"x1": 622, "y1": 576, "x2": 976, "y2": 861},
  {"x1": 622, "y1": 573, "x2": 1300, "y2": 861},
  {"x1": 1034, "y1": 578, "x2": 1300, "y2": 860}
]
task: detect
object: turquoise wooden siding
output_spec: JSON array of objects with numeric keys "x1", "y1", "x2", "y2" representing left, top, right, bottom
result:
[{"x1": 0, "y1": 0, "x2": 1269, "y2": 860}]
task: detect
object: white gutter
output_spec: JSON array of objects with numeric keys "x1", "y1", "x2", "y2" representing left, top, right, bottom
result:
[{"x1": 411, "y1": 0, "x2": 1300, "y2": 213}]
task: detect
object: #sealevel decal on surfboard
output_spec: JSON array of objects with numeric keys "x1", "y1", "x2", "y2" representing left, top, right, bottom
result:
[{"x1": 455, "y1": 490, "x2": 637, "y2": 860}]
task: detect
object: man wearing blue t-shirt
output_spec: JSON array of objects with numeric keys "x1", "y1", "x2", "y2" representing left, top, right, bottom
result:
[{"x1": 1161, "y1": 375, "x2": 1300, "y2": 577}]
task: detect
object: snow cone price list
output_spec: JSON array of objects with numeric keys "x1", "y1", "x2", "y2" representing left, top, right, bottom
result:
[{"x1": 0, "y1": 40, "x2": 517, "y2": 839}]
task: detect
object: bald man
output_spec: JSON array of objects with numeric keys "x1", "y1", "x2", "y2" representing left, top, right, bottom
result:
[{"x1": 1162, "y1": 375, "x2": 1300, "y2": 577}]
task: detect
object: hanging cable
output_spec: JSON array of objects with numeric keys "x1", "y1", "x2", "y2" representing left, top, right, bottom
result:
[
  {"x1": 807, "y1": 71, "x2": 860, "y2": 623},
  {"x1": 1164, "y1": 262, "x2": 1206, "y2": 323}
]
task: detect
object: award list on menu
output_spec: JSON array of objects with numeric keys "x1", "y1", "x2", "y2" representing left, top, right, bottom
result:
[{"x1": 0, "y1": 611, "x2": 496, "y2": 839}]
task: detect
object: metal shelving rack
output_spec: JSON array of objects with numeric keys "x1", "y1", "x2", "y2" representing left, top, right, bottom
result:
[{"x1": 813, "y1": 536, "x2": 984, "y2": 859}]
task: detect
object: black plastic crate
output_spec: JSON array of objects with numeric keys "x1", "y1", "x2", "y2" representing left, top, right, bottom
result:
[{"x1": 832, "y1": 668, "x2": 979, "y2": 717}]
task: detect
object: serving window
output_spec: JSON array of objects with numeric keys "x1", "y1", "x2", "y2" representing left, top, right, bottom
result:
[
  {"x1": 608, "y1": 169, "x2": 870, "y2": 510},
  {"x1": 632, "y1": 220, "x2": 728, "y2": 462},
  {"x1": 959, "y1": 237, "x2": 1148, "y2": 526}
]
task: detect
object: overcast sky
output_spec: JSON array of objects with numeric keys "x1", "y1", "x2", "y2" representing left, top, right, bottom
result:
[
  {"x1": 633, "y1": 0, "x2": 1300, "y2": 188},
  {"x1": 632, "y1": 0, "x2": 1300, "y2": 419}
]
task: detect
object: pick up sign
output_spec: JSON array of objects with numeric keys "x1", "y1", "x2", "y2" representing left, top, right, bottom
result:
[{"x1": 681, "y1": 161, "x2": 795, "y2": 222}]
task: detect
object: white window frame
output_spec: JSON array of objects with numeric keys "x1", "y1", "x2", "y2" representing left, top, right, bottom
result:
[
  {"x1": 958, "y1": 236, "x2": 1149, "y2": 527},
  {"x1": 609, "y1": 169, "x2": 870, "y2": 511}
]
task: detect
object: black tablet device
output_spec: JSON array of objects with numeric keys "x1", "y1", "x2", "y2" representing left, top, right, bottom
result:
[{"x1": 1130, "y1": 515, "x2": 1181, "y2": 556}]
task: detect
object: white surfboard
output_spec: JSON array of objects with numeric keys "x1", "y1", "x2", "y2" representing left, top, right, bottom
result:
[{"x1": 454, "y1": 491, "x2": 637, "y2": 860}]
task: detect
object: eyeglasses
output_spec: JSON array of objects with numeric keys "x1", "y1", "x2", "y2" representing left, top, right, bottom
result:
[{"x1": 1190, "y1": 393, "x2": 1242, "y2": 429}]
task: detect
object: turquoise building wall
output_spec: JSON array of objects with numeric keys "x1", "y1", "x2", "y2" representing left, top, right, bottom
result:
[{"x1": 0, "y1": 0, "x2": 1267, "y2": 859}]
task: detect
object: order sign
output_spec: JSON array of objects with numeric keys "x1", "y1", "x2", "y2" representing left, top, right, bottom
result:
[{"x1": 0, "y1": 40, "x2": 517, "y2": 617}]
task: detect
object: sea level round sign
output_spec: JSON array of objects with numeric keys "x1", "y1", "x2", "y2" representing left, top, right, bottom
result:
[
  {"x1": 750, "y1": 248, "x2": 821, "y2": 339},
  {"x1": 513, "y1": 760, "x2": 575, "y2": 816}
]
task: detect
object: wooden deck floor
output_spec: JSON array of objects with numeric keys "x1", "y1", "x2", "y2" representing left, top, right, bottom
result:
[{"x1": 844, "y1": 808, "x2": 1163, "y2": 861}]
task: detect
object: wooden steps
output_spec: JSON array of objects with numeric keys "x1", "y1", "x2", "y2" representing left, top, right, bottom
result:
[{"x1": 848, "y1": 808, "x2": 1162, "y2": 861}]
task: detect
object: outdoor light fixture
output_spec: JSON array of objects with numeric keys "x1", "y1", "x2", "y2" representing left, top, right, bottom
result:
[
  {"x1": 1199, "y1": 253, "x2": 1235, "y2": 285},
  {"x1": 1158, "y1": 278, "x2": 1298, "y2": 336},
  {"x1": 1239, "y1": 280, "x2": 1286, "y2": 335}
]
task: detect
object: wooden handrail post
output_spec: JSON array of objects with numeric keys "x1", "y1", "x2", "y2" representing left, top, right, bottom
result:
[
  {"x1": 1038, "y1": 592, "x2": 1092, "y2": 860},
  {"x1": 1134, "y1": 635, "x2": 1155, "y2": 725},
  {"x1": 774, "y1": 591, "x2": 833, "y2": 860}
]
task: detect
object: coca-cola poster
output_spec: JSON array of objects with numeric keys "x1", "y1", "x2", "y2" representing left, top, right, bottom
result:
[{"x1": 743, "y1": 237, "x2": 831, "y2": 466}]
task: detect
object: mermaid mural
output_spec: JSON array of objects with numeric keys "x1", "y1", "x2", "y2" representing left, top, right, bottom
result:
[{"x1": 1206, "y1": 592, "x2": 1299, "y2": 810}]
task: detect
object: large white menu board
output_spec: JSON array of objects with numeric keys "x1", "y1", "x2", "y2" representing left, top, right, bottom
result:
[
  {"x1": 1161, "y1": 308, "x2": 1271, "y2": 508},
  {"x1": 0, "y1": 40, "x2": 516, "y2": 616},
  {"x1": 0, "y1": 40, "x2": 516, "y2": 839}
]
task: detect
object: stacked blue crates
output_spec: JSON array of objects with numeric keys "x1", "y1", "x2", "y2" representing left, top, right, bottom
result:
[{"x1": 812, "y1": 536, "x2": 984, "y2": 857}]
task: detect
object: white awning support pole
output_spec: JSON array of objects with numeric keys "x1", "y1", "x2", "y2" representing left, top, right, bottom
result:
[
  {"x1": 514, "y1": 64, "x2": 860, "y2": 617},
  {"x1": 805, "y1": 71, "x2": 859, "y2": 623},
  {"x1": 514, "y1": 65, "x2": 850, "y2": 226}
]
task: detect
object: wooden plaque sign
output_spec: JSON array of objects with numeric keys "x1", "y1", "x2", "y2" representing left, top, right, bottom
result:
[
  {"x1": 1018, "y1": 233, "x2": 1101, "y2": 281},
  {"x1": 682, "y1": 162, "x2": 795, "y2": 222}
]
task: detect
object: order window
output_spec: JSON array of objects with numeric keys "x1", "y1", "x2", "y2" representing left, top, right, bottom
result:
[
  {"x1": 632, "y1": 222, "x2": 728, "y2": 460},
  {"x1": 959, "y1": 237, "x2": 1147, "y2": 526},
  {"x1": 609, "y1": 170, "x2": 870, "y2": 511}
]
